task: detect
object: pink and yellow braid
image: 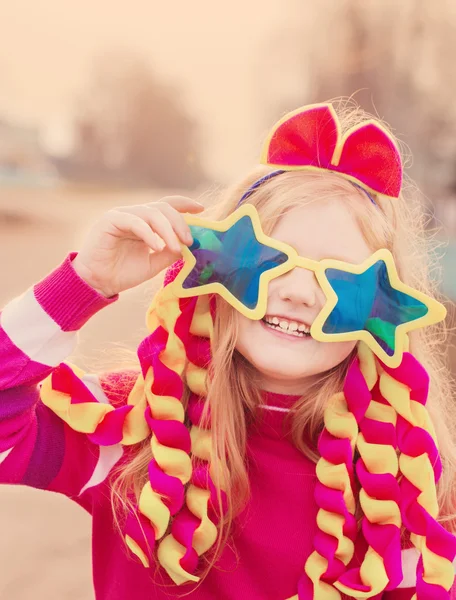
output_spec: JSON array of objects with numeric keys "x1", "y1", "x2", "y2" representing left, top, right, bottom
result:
[
  {"x1": 303, "y1": 344, "x2": 456, "y2": 600},
  {"x1": 335, "y1": 344, "x2": 403, "y2": 598},
  {"x1": 157, "y1": 294, "x2": 229, "y2": 584},
  {"x1": 124, "y1": 285, "x2": 198, "y2": 567},
  {"x1": 380, "y1": 353, "x2": 456, "y2": 599},
  {"x1": 302, "y1": 343, "x2": 374, "y2": 599}
]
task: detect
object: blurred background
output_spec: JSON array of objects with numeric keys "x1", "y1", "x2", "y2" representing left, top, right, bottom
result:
[{"x1": 1, "y1": 0, "x2": 456, "y2": 597}]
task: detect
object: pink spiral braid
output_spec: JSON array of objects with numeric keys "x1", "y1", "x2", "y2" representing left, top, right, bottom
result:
[
  {"x1": 336, "y1": 349, "x2": 403, "y2": 597},
  {"x1": 302, "y1": 344, "x2": 374, "y2": 599},
  {"x1": 124, "y1": 264, "x2": 199, "y2": 569},
  {"x1": 157, "y1": 294, "x2": 229, "y2": 584},
  {"x1": 380, "y1": 353, "x2": 456, "y2": 600}
]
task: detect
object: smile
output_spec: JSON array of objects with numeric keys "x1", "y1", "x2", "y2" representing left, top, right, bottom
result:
[{"x1": 261, "y1": 315, "x2": 311, "y2": 338}]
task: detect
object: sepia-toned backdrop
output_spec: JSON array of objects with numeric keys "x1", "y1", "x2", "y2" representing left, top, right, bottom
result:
[{"x1": 1, "y1": 1, "x2": 456, "y2": 597}]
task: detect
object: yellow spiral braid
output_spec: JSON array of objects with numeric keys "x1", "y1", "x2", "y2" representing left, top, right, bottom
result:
[
  {"x1": 157, "y1": 295, "x2": 222, "y2": 584},
  {"x1": 303, "y1": 343, "x2": 378, "y2": 599},
  {"x1": 334, "y1": 344, "x2": 402, "y2": 598},
  {"x1": 379, "y1": 355, "x2": 456, "y2": 599},
  {"x1": 127, "y1": 286, "x2": 194, "y2": 567}
]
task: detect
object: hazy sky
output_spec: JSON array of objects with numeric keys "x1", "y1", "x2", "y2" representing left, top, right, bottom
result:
[{"x1": 1, "y1": 1, "x2": 302, "y2": 180}]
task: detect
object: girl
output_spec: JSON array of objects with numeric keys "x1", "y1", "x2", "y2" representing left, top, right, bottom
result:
[{"x1": 1, "y1": 101, "x2": 455, "y2": 600}]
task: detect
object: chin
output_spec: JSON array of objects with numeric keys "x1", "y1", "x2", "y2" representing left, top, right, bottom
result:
[
  {"x1": 237, "y1": 337, "x2": 356, "y2": 384},
  {"x1": 254, "y1": 362, "x2": 298, "y2": 381},
  {"x1": 238, "y1": 347, "x2": 316, "y2": 380}
]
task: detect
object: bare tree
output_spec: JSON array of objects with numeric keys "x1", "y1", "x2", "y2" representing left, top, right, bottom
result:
[{"x1": 63, "y1": 53, "x2": 206, "y2": 189}]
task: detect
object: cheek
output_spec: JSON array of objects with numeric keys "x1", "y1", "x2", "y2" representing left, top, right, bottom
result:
[
  {"x1": 319, "y1": 340, "x2": 357, "y2": 368},
  {"x1": 234, "y1": 317, "x2": 268, "y2": 366},
  {"x1": 235, "y1": 316, "x2": 256, "y2": 351}
]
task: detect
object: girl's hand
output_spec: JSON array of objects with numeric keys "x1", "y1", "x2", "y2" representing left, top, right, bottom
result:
[{"x1": 72, "y1": 196, "x2": 204, "y2": 297}]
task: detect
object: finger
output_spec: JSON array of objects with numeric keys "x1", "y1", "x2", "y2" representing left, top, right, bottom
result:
[
  {"x1": 148, "y1": 246, "x2": 182, "y2": 276},
  {"x1": 108, "y1": 211, "x2": 166, "y2": 252},
  {"x1": 156, "y1": 203, "x2": 194, "y2": 246},
  {"x1": 117, "y1": 205, "x2": 186, "y2": 252},
  {"x1": 134, "y1": 206, "x2": 183, "y2": 253},
  {"x1": 147, "y1": 196, "x2": 205, "y2": 214}
]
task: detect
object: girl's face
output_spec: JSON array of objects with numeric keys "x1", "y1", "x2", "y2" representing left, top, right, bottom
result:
[{"x1": 235, "y1": 197, "x2": 372, "y2": 395}]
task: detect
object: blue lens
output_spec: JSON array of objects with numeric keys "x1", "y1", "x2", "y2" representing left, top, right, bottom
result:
[
  {"x1": 322, "y1": 261, "x2": 428, "y2": 355},
  {"x1": 182, "y1": 216, "x2": 289, "y2": 310}
]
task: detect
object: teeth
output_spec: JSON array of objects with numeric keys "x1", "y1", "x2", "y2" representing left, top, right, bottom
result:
[
  {"x1": 264, "y1": 316, "x2": 311, "y2": 336},
  {"x1": 264, "y1": 323, "x2": 305, "y2": 337}
]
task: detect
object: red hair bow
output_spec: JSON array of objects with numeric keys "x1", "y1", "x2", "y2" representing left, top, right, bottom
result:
[{"x1": 261, "y1": 103, "x2": 403, "y2": 199}]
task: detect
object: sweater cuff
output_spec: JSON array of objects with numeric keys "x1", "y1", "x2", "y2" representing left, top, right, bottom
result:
[{"x1": 34, "y1": 252, "x2": 119, "y2": 332}]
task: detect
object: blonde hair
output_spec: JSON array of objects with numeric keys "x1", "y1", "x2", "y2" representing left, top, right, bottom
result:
[{"x1": 106, "y1": 103, "x2": 456, "y2": 592}]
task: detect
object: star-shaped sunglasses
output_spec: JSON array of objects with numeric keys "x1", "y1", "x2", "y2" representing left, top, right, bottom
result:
[{"x1": 171, "y1": 204, "x2": 446, "y2": 368}]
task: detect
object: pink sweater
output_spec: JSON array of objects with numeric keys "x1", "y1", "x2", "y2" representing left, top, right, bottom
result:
[{"x1": 0, "y1": 253, "x2": 453, "y2": 599}]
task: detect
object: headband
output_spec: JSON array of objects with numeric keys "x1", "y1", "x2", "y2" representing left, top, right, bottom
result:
[
  {"x1": 239, "y1": 102, "x2": 403, "y2": 203},
  {"x1": 236, "y1": 170, "x2": 378, "y2": 207}
]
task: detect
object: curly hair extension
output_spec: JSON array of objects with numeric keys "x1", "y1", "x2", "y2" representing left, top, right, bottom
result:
[
  {"x1": 301, "y1": 342, "x2": 373, "y2": 600},
  {"x1": 334, "y1": 344, "x2": 403, "y2": 598},
  {"x1": 123, "y1": 285, "x2": 199, "y2": 568},
  {"x1": 380, "y1": 353, "x2": 456, "y2": 599},
  {"x1": 157, "y1": 293, "x2": 230, "y2": 584}
]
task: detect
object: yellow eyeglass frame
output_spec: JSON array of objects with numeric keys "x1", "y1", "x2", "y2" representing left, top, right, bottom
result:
[{"x1": 171, "y1": 204, "x2": 446, "y2": 368}]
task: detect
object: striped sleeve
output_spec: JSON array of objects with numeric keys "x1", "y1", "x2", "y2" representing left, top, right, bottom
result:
[{"x1": 0, "y1": 253, "x2": 124, "y2": 507}]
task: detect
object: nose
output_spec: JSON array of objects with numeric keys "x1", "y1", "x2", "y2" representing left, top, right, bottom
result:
[{"x1": 275, "y1": 267, "x2": 321, "y2": 308}]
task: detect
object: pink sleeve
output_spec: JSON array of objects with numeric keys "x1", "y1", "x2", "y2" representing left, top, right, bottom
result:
[{"x1": 0, "y1": 253, "x2": 122, "y2": 509}]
